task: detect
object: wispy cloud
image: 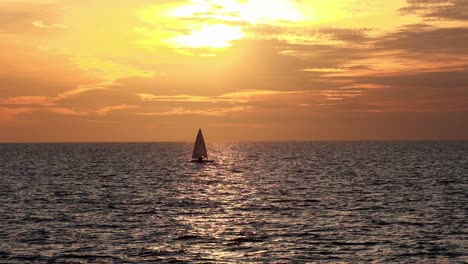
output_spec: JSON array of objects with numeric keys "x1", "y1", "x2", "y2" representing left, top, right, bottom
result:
[
  {"x1": 47, "y1": 107, "x2": 86, "y2": 116},
  {"x1": 398, "y1": 0, "x2": 468, "y2": 21},
  {"x1": 138, "y1": 94, "x2": 219, "y2": 103},
  {"x1": 138, "y1": 106, "x2": 253, "y2": 116},
  {"x1": 0, "y1": 83, "x2": 119, "y2": 118},
  {"x1": 341, "y1": 84, "x2": 390, "y2": 90},
  {"x1": 32, "y1": 20, "x2": 67, "y2": 29},
  {"x1": 302, "y1": 68, "x2": 346, "y2": 73},
  {"x1": 0, "y1": 107, "x2": 35, "y2": 116},
  {"x1": 56, "y1": 83, "x2": 115, "y2": 100},
  {"x1": 138, "y1": 90, "x2": 305, "y2": 104},
  {"x1": 1, "y1": 0, "x2": 468, "y2": 141},
  {"x1": 96, "y1": 104, "x2": 138, "y2": 115},
  {"x1": 1, "y1": 82, "x2": 114, "y2": 106},
  {"x1": 211, "y1": 123, "x2": 271, "y2": 128},
  {"x1": 0, "y1": 106, "x2": 86, "y2": 118},
  {"x1": 220, "y1": 90, "x2": 301, "y2": 99},
  {"x1": 1, "y1": 96, "x2": 54, "y2": 106}
]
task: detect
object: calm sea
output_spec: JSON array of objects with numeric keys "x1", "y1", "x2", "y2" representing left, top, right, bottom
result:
[{"x1": 0, "y1": 142, "x2": 467, "y2": 263}]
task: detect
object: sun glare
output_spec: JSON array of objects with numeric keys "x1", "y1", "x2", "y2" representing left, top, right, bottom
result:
[
  {"x1": 172, "y1": 24, "x2": 244, "y2": 49},
  {"x1": 170, "y1": 0, "x2": 303, "y2": 23},
  {"x1": 240, "y1": 0, "x2": 304, "y2": 23},
  {"x1": 162, "y1": 0, "x2": 304, "y2": 49}
]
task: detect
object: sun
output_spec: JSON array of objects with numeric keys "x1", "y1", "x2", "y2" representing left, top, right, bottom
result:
[
  {"x1": 161, "y1": 0, "x2": 304, "y2": 50},
  {"x1": 171, "y1": 24, "x2": 244, "y2": 49},
  {"x1": 238, "y1": 0, "x2": 304, "y2": 24}
]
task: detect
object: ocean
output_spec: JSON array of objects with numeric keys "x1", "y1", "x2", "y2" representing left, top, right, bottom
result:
[{"x1": 0, "y1": 142, "x2": 466, "y2": 263}]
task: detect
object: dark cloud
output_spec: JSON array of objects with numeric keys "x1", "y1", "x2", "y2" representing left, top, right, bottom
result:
[
  {"x1": 375, "y1": 26, "x2": 468, "y2": 54},
  {"x1": 246, "y1": 25, "x2": 372, "y2": 43},
  {"x1": 356, "y1": 71, "x2": 468, "y2": 88},
  {"x1": 118, "y1": 39, "x2": 343, "y2": 96},
  {"x1": 2, "y1": 0, "x2": 468, "y2": 141},
  {"x1": 399, "y1": 0, "x2": 468, "y2": 21},
  {"x1": 310, "y1": 27, "x2": 372, "y2": 43},
  {"x1": 328, "y1": 69, "x2": 468, "y2": 116}
]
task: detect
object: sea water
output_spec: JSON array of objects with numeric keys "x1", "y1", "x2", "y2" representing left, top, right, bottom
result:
[{"x1": 0, "y1": 142, "x2": 467, "y2": 263}]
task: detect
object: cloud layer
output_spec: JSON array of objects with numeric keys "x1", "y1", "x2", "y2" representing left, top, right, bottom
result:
[{"x1": 0, "y1": 0, "x2": 467, "y2": 141}]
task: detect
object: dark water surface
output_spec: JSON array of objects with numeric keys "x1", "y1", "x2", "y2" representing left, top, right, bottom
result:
[{"x1": 0, "y1": 142, "x2": 467, "y2": 263}]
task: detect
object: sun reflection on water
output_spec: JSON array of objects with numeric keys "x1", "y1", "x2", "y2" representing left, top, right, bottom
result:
[{"x1": 170, "y1": 143, "x2": 267, "y2": 260}]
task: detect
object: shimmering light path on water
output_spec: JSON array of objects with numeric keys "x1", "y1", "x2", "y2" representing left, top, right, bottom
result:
[{"x1": 0, "y1": 142, "x2": 467, "y2": 263}]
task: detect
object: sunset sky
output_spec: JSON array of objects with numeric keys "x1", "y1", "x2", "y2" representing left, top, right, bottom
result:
[{"x1": 1, "y1": 0, "x2": 467, "y2": 142}]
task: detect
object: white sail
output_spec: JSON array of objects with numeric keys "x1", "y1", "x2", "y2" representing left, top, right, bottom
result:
[{"x1": 192, "y1": 128, "x2": 208, "y2": 159}]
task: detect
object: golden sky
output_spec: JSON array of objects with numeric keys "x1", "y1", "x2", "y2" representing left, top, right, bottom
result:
[{"x1": 1, "y1": 0, "x2": 467, "y2": 141}]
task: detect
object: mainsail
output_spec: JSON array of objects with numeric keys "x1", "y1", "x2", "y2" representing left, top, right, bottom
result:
[{"x1": 192, "y1": 128, "x2": 208, "y2": 159}]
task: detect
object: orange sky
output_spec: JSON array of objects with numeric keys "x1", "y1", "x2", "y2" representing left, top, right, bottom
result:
[{"x1": 1, "y1": 0, "x2": 467, "y2": 142}]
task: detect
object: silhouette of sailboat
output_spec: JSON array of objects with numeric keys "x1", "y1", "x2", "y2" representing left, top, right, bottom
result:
[{"x1": 190, "y1": 128, "x2": 214, "y2": 163}]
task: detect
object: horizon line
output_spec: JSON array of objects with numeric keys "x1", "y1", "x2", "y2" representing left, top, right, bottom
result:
[{"x1": 1, "y1": 139, "x2": 467, "y2": 144}]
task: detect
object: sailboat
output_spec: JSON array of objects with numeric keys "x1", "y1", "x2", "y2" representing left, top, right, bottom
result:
[{"x1": 190, "y1": 128, "x2": 214, "y2": 163}]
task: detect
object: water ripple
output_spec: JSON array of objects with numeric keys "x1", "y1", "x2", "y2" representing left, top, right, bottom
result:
[{"x1": 0, "y1": 142, "x2": 467, "y2": 263}]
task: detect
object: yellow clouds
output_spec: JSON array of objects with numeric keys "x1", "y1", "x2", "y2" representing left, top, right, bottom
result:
[
  {"x1": 96, "y1": 105, "x2": 138, "y2": 116},
  {"x1": 46, "y1": 107, "x2": 86, "y2": 116},
  {"x1": 1, "y1": 96, "x2": 53, "y2": 106},
  {"x1": 138, "y1": 94, "x2": 219, "y2": 103},
  {"x1": 54, "y1": 83, "x2": 117, "y2": 101},
  {"x1": 136, "y1": 91, "x2": 263, "y2": 117},
  {"x1": 138, "y1": 0, "x2": 304, "y2": 51},
  {"x1": 1, "y1": 0, "x2": 468, "y2": 142},
  {"x1": 18, "y1": 1, "x2": 155, "y2": 82},
  {"x1": 220, "y1": 90, "x2": 298, "y2": 99},
  {"x1": 0, "y1": 83, "x2": 122, "y2": 118},
  {"x1": 169, "y1": 0, "x2": 303, "y2": 24},
  {"x1": 1, "y1": 84, "x2": 111, "y2": 106},
  {"x1": 135, "y1": 89, "x2": 323, "y2": 117},
  {"x1": 0, "y1": 0, "x2": 419, "y2": 84},
  {"x1": 138, "y1": 106, "x2": 252, "y2": 116},
  {"x1": 171, "y1": 24, "x2": 244, "y2": 48},
  {"x1": 32, "y1": 20, "x2": 67, "y2": 29},
  {"x1": 138, "y1": 90, "x2": 304, "y2": 104}
]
